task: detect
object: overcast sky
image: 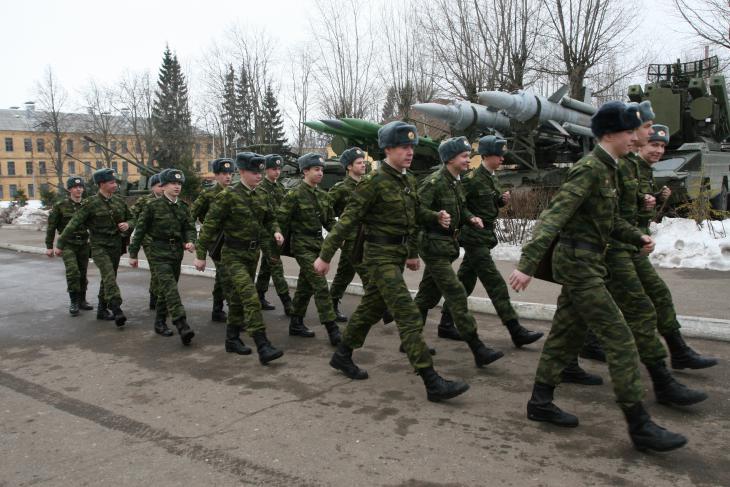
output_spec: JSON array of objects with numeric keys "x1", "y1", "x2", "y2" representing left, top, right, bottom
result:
[{"x1": 0, "y1": 0, "x2": 717, "y2": 113}]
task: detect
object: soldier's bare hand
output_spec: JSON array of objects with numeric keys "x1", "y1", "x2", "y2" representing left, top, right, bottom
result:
[
  {"x1": 644, "y1": 194, "x2": 656, "y2": 209},
  {"x1": 502, "y1": 191, "x2": 511, "y2": 204},
  {"x1": 184, "y1": 242, "x2": 195, "y2": 252},
  {"x1": 508, "y1": 269, "x2": 531, "y2": 292},
  {"x1": 639, "y1": 235, "x2": 655, "y2": 255},
  {"x1": 660, "y1": 186, "x2": 671, "y2": 199},
  {"x1": 406, "y1": 258, "x2": 420, "y2": 271},
  {"x1": 129, "y1": 258, "x2": 139, "y2": 268},
  {"x1": 54, "y1": 248, "x2": 62, "y2": 257},
  {"x1": 437, "y1": 210, "x2": 451, "y2": 229},
  {"x1": 117, "y1": 222, "x2": 129, "y2": 232},
  {"x1": 194, "y1": 258, "x2": 207, "y2": 272},
  {"x1": 470, "y1": 216, "x2": 484, "y2": 229},
  {"x1": 313, "y1": 257, "x2": 329, "y2": 276},
  {"x1": 274, "y1": 232, "x2": 284, "y2": 246},
  {"x1": 46, "y1": 249, "x2": 54, "y2": 257}
]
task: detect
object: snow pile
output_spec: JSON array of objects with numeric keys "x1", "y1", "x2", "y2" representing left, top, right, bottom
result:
[
  {"x1": 12, "y1": 206, "x2": 49, "y2": 225},
  {"x1": 649, "y1": 218, "x2": 730, "y2": 271},
  {"x1": 0, "y1": 199, "x2": 42, "y2": 209},
  {"x1": 491, "y1": 243, "x2": 522, "y2": 261}
]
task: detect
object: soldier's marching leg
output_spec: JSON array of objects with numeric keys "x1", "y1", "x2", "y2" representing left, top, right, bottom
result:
[
  {"x1": 211, "y1": 258, "x2": 228, "y2": 322},
  {"x1": 77, "y1": 245, "x2": 93, "y2": 310},
  {"x1": 216, "y1": 264, "x2": 251, "y2": 354},
  {"x1": 302, "y1": 251, "x2": 340, "y2": 345},
  {"x1": 415, "y1": 264, "x2": 461, "y2": 341},
  {"x1": 330, "y1": 240, "x2": 357, "y2": 322},
  {"x1": 255, "y1": 250, "x2": 276, "y2": 311},
  {"x1": 289, "y1": 262, "x2": 316, "y2": 338},
  {"x1": 151, "y1": 260, "x2": 183, "y2": 340},
  {"x1": 62, "y1": 246, "x2": 82, "y2": 316},
  {"x1": 355, "y1": 259, "x2": 392, "y2": 324},
  {"x1": 93, "y1": 244, "x2": 125, "y2": 327}
]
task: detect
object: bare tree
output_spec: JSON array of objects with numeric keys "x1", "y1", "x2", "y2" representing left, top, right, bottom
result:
[
  {"x1": 35, "y1": 66, "x2": 68, "y2": 190},
  {"x1": 287, "y1": 45, "x2": 318, "y2": 153},
  {"x1": 82, "y1": 80, "x2": 124, "y2": 168},
  {"x1": 116, "y1": 70, "x2": 157, "y2": 167},
  {"x1": 673, "y1": 0, "x2": 730, "y2": 51}
]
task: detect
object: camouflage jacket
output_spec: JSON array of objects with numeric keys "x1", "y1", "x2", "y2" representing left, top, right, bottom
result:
[
  {"x1": 517, "y1": 145, "x2": 644, "y2": 280},
  {"x1": 418, "y1": 166, "x2": 474, "y2": 259},
  {"x1": 195, "y1": 181, "x2": 280, "y2": 260},
  {"x1": 328, "y1": 175, "x2": 359, "y2": 241},
  {"x1": 319, "y1": 161, "x2": 440, "y2": 265},
  {"x1": 130, "y1": 193, "x2": 161, "y2": 246},
  {"x1": 57, "y1": 192, "x2": 133, "y2": 250},
  {"x1": 190, "y1": 183, "x2": 225, "y2": 223},
  {"x1": 278, "y1": 182, "x2": 335, "y2": 252},
  {"x1": 260, "y1": 177, "x2": 286, "y2": 209},
  {"x1": 635, "y1": 155, "x2": 657, "y2": 233},
  {"x1": 609, "y1": 154, "x2": 642, "y2": 252},
  {"x1": 457, "y1": 164, "x2": 505, "y2": 249},
  {"x1": 45, "y1": 197, "x2": 88, "y2": 249},
  {"x1": 129, "y1": 195, "x2": 197, "y2": 259}
]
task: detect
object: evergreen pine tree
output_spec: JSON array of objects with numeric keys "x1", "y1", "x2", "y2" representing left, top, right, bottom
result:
[
  {"x1": 235, "y1": 65, "x2": 254, "y2": 148},
  {"x1": 222, "y1": 64, "x2": 238, "y2": 156},
  {"x1": 259, "y1": 84, "x2": 289, "y2": 152},
  {"x1": 381, "y1": 86, "x2": 397, "y2": 123}
]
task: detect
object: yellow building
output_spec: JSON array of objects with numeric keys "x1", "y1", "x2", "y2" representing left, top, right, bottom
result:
[{"x1": 0, "y1": 106, "x2": 216, "y2": 202}]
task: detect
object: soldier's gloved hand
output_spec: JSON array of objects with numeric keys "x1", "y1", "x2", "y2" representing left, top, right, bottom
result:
[
  {"x1": 313, "y1": 257, "x2": 330, "y2": 276},
  {"x1": 129, "y1": 258, "x2": 139, "y2": 268},
  {"x1": 660, "y1": 186, "x2": 671, "y2": 200},
  {"x1": 406, "y1": 258, "x2": 420, "y2": 271},
  {"x1": 54, "y1": 248, "x2": 63, "y2": 257},
  {"x1": 643, "y1": 194, "x2": 656, "y2": 209},
  {"x1": 194, "y1": 258, "x2": 207, "y2": 272},
  {"x1": 470, "y1": 216, "x2": 484, "y2": 229},
  {"x1": 639, "y1": 235, "x2": 655, "y2": 256},
  {"x1": 502, "y1": 191, "x2": 511, "y2": 204},
  {"x1": 508, "y1": 269, "x2": 531, "y2": 292},
  {"x1": 184, "y1": 242, "x2": 195, "y2": 252},
  {"x1": 437, "y1": 210, "x2": 451, "y2": 229},
  {"x1": 274, "y1": 232, "x2": 284, "y2": 246},
  {"x1": 118, "y1": 222, "x2": 130, "y2": 232},
  {"x1": 46, "y1": 249, "x2": 54, "y2": 257}
]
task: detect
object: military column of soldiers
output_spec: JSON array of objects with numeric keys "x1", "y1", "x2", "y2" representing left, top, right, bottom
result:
[{"x1": 44, "y1": 101, "x2": 718, "y2": 453}]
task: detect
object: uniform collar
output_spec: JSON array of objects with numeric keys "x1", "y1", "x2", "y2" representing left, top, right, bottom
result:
[
  {"x1": 594, "y1": 144, "x2": 619, "y2": 168},
  {"x1": 240, "y1": 180, "x2": 255, "y2": 192},
  {"x1": 164, "y1": 193, "x2": 178, "y2": 204},
  {"x1": 440, "y1": 165, "x2": 460, "y2": 182},
  {"x1": 382, "y1": 160, "x2": 407, "y2": 177}
]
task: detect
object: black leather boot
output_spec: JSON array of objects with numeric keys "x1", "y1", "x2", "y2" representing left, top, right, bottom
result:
[
  {"x1": 332, "y1": 298, "x2": 348, "y2": 322},
  {"x1": 225, "y1": 325, "x2": 252, "y2": 355},
  {"x1": 418, "y1": 367, "x2": 470, "y2": 402},
  {"x1": 258, "y1": 291, "x2": 275, "y2": 310},
  {"x1": 663, "y1": 331, "x2": 718, "y2": 370},
  {"x1": 211, "y1": 300, "x2": 227, "y2": 322},
  {"x1": 579, "y1": 329, "x2": 606, "y2": 362},
  {"x1": 323, "y1": 321, "x2": 342, "y2": 346},
  {"x1": 561, "y1": 358, "x2": 604, "y2": 385},
  {"x1": 622, "y1": 402, "x2": 687, "y2": 452},
  {"x1": 382, "y1": 308, "x2": 394, "y2": 324},
  {"x1": 526, "y1": 382, "x2": 579, "y2": 427},
  {"x1": 465, "y1": 334, "x2": 504, "y2": 368},
  {"x1": 173, "y1": 317, "x2": 194, "y2": 345},
  {"x1": 154, "y1": 318, "x2": 173, "y2": 337},
  {"x1": 96, "y1": 299, "x2": 115, "y2": 321},
  {"x1": 437, "y1": 311, "x2": 462, "y2": 341},
  {"x1": 330, "y1": 343, "x2": 368, "y2": 379},
  {"x1": 646, "y1": 361, "x2": 708, "y2": 406},
  {"x1": 278, "y1": 293, "x2": 293, "y2": 316},
  {"x1": 149, "y1": 292, "x2": 157, "y2": 310},
  {"x1": 78, "y1": 291, "x2": 93, "y2": 310},
  {"x1": 289, "y1": 316, "x2": 315, "y2": 337},
  {"x1": 109, "y1": 304, "x2": 126, "y2": 327},
  {"x1": 252, "y1": 331, "x2": 283, "y2": 365},
  {"x1": 68, "y1": 292, "x2": 80, "y2": 316},
  {"x1": 504, "y1": 319, "x2": 543, "y2": 347}
]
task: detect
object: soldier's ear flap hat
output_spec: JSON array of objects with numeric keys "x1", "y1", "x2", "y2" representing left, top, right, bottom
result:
[
  {"x1": 478, "y1": 135, "x2": 507, "y2": 157},
  {"x1": 66, "y1": 176, "x2": 85, "y2": 189},
  {"x1": 235, "y1": 152, "x2": 265, "y2": 172},
  {"x1": 378, "y1": 121, "x2": 419, "y2": 149},
  {"x1": 438, "y1": 136, "x2": 472, "y2": 163},
  {"x1": 591, "y1": 101, "x2": 642, "y2": 138},
  {"x1": 212, "y1": 158, "x2": 235, "y2": 174},
  {"x1": 159, "y1": 168, "x2": 186, "y2": 185},
  {"x1": 628, "y1": 100, "x2": 655, "y2": 123},
  {"x1": 148, "y1": 173, "x2": 161, "y2": 189},
  {"x1": 265, "y1": 154, "x2": 284, "y2": 170},
  {"x1": 339, "y1": 147, "x2": 365, "y2": 168},
  {"x1": 92, "y1": 168, "x2": 116, "y2": 184},
  {"x1": 298, "y1": 152, "x2": 326, "y2": 171},
  {"x1": 649, "y1": 124, "x2": 670, "y2": 144}
]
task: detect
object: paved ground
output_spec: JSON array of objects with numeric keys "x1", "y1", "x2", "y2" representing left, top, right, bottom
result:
[{"x1": 0, "y1": 249, "x2": 728, "y2": 486}]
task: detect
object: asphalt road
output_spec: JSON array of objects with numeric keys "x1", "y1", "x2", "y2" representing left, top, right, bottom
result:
[{"x1": 0, "y1": 250, "x2": 728, "y2": 486}]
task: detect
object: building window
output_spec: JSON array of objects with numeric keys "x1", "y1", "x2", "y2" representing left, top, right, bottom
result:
[
  {"x1": 39, "y1": 161, "x2": 46, "y2": 174},
  {"x1": 135, "y1": 142, "x2": 142, "y2": 154},
  {"x1": 10, "y1": 184, "x2": 17, "y2": 197},
  {"x1": 82, "y1": 139, "x2": 90, "y2": 152},
  {"x1": 195, "y1": 161, "x2": 201, "y2": 172},
  {"x1": 40, "y1": 183, "x2": 48, "y2": 193},
  {"x1": 111, "y1": 160, "x2": 118, "y2": 171},
  {"x1": 26, "y1": 161, "x2": 33, "y2": 175},
  {"x1": 122, "y1": 161, "x2": 128, "y2": 174},
  {"x1": 206, "y1": 143, "x2": 213, "y2": 155},
  {"x1": 0, "y1": 185, "x2": 4, "y2": 199},
  {"x1": 68, "y1": 161, "x2": 76, "y2": 174},
  {"x1": 121, "y1": 140, "x2": 128, "y2": 153},
  {"x1": 84, "y1": 163, "x2": 92, "y2": 175},
  {"x1": 37, "y1": 138, "x2": 45, "y2": 152},
  {"x1": 66, "y1": 139, "x2": 74, "y2": 153},
  {"x1": 111, "y1": 141, "x2": 117, "y2": 152},
  {"x1": 195, "y1": 143, "x2": 201, "y2": 155},
  {"x1": 5, "y1": 138, "x2": 13, "y2": 152},
  {"x1": 95, "y1": 144, "x2": 102, "y2": 153},
  {"x1": 7, "y1": 161, "x2": 15, "y2": 175},
  {"x1": 24, "y1": 138, "x2": 32, "y2": 152},
  {"x1": 28, "y1": 184, "x2": 35, "y2": 198},
  {"x1": 96, "y1": 160, "x2": 102, "y2": 169}
]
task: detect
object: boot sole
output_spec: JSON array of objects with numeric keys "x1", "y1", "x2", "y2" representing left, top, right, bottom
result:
[
  {"x1": 329, "y1": 358, "x2": 368, "y2": 380},
  {"x1": 671, "y1": 360, "x2": 718, "y2": 370},
  {"x1": 289, "y1": 331, "x2": 316, "y2": 338},
  {"x1": 476, "y1": 351, "x2": 504, "y2": 368},
  {"x1": 155, "y1": 329, "x2": 174, "y2": 337},
  {"x1": 656, "y1": 394, "x2": 708, "y2": 407},
  {"x1": 512, "y1": 333, "x2": 544, "y2": 348},
  {"x1": 225, "y1": 345, "x2": 253, "y2": 355},
  {"x1": 527, "y1": 412, "x2": 579, "y2": 427},
  {"x1": 181, "y1": 330, "x2": 195, "y2": 346},
  {"x1": 437, "y1": 332, "x2": 463, "y2": 341},
  {"x1": 115, "y1": 316, "x2": 127, "y2": 327},
  {"x1": 427, "y1": 383, "x2": 470, "y2": 402},
  {"x1": 259, "y1": 350, "x2": 284, "y2": 365},
  {"x1": 632, "y1": 437, "x2": 688, "y2": 452}
]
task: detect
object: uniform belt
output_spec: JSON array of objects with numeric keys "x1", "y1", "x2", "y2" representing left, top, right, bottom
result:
[
  {"x1": 152, "y1": 237, "x2": 182, "y2": 246},
  {"x1": 365, "y1": 234, "x2": 408, "y2": 245},
  {"x1": 558, "y1": 237, "x2": 606, "y2": 254},
  {"x1": 295, "y1": 229, "x2": 323, "y2": 239},
  {"x1": 70, "y1": 234, "x2": 88, "y2": 241},
  {"x1": 224, "y1": 236, "x2": 259, "y2": 250},
  {"x1": 427, "y1": 228, "x2": 458, "y2": 239}
]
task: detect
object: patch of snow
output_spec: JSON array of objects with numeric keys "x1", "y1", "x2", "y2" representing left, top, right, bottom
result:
[{"x1": 649, "y1": 218, "x2": 730, "y2": 271}]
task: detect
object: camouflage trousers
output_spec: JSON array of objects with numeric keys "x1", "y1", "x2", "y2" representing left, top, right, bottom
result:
[
  {"x1": 443, "y1": 245, "x2": 518, "y2": 324},
  {"x1": 255, "y1": 247, "x2": 289, "y2": 296},
  {"x1": 342, "y1": 261, "x2": 434, "y2": 370},
  {"x1": 61, "y1": 241, "x2": 89, "y2": 294},
  {"x1": 329, "y1": 239, "x2": 370, "y2": 301},
  {"x1": 211, "y1": 258, "x2": 227, "y2": 305},
  {"x1": 536, "y1": 283, "x2": 644, "y2": 407},
  {"x1": 149, "y1": 251, "x2": 185, "y2": 322},
  {"x1": 292, "y1": 247, "x2": 336, "y2": 322},
  {"x1": 92, "y1": 240, "x2": 124, "y2": 307},
  {"x1": 142, "y1": 244, "x2": 164, "y2": 316},
  {"x1": 219, "y1": 246, "x2": 266, "y2": 336},
  {"x1": 632, "y1": 254, "x2": 681, "y2": 336},
  {"x1": 605, "y1": 249, "x2": 667, "y2": 366},
  {"x1": 414, "y1": 254, "x2": 478, "y2": 340}
]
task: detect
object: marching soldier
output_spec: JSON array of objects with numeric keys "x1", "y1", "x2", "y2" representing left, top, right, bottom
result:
[
  {"x1": 129, "y1": 169, "x2": 197, "y2": 345},
  {"x1": 45, "y1": 176, "x2": 93, "y2": 316},
  {"x1": 130, "y1": 173, "x2": 163, "y2": 312},
  {"x1": 278, "y1": 153, "x2": 341, "y2": 346},
  {"x1": 191, "y1": 158, "x2": 235, "y2": 322},
  {"x1": 194, "y1": 152, "x2": 285, "y2": 365},
  {"x1": 314, "y1": 121, "x2": 470, "y2": 403},
  {"x1": 509, "y1": 101, "x2": 687, "y2": 452},
  {"x1": 57, "y1": 168, "x2": 133, "y2": 327},
  {"x1": 255, "y1": 154, "x2": 293, "y2": 315}
]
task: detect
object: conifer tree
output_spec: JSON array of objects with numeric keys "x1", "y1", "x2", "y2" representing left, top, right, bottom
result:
[
  {"x1": 259, "y1": 84, "x2": 288, "y2": 152},
  {"x1": 235, "y1": 65, "x2": 254, "y2": 147},
  {"x1": 222, "y1": 64, "x2": 238, "y2": 156}
]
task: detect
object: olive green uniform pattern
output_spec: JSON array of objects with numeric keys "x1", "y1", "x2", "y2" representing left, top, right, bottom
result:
[
  {"x1": 320, "y1": 162, "x2": 440, "y2": 370},
  {"x1": 328, "y1": 175, "x2": 369, "y2": 300},
  {"x1": 58, "y1": 193, "x2": 133, "y2": 307},
  {"x1": 196, "y1": 182, "x2": 280, "y2": 335},
  {"x1": 130, "y1": 196, "x2": 197, "y2": 322},
  {"x1": 518, "y1": 146, "x2": 646, "y2": 407},
  {"x1": 278, "y1": 182, "x2": 337, "y2": 322},
  {"x1": 255, "y1": 178, "x2": 289, "y2": 296},
  {"x1": 414, "y1": 167, "x2": 478, "y2": 339},
  {"x1": 131, "y1": 193, "x2": 162, "y2": 309},
  {"x1": 191, "y1": 184, "x2": 227, "y2": 303},
  {"x1": 46, "y1": 197, "x2": 90, "y2": 294},
  {"x1": 635, "y1": 156, "x2": 656, "y2": 235},
  {"x1": 453, "y1": 164, "x2": 518, "y2": 323}
]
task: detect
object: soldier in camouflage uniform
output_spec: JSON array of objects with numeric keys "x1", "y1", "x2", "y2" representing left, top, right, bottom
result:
[
  {"x1": 255, "y1": 154, "x2": 293, "y2": 315},
  {"x1": 45, "y1": 176, "x2": 93, "y2": 316},
  {"x1": 191, "y1": 158, "x2": 235, "y2": 323},
  {"x1": 194, "y1": 152, "x2": 284, "y2": 365},
  {"x1": 314, "y1": 121, "x2": 470, "y2": 403},
  {"x1": 129, "y1": 169, "x2": 197, "y2": 345},
  {"x1": 130, "y1": 173, "x2": 163, "y2": 312},
  {"x1": 278, "y1": 153, "x2": 341, "y2": 346},
  {"x1": 58, "y1": 168, "x2": 133, "y2": 328},
  {"x1": 509, "y1": 102, "x2": 687, "y2": 452},
  {"x1": 414, "y1": 136, "x2": 504, "y2": 368},
  {"x1": 438, "y1": 135, "x2": 543, "y2": 349},
  {"x1": 635, "y1": 125, "x2": 718, "y2": 370}
]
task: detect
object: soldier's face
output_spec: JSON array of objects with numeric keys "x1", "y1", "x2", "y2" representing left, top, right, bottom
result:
[
  {"x1": 385, "y1": 145, "x2": 414, "y2": 170},
  {"x1": 69, "y1": 186, "x2": 84, "y2": 199},
  {"x1": 164, "y1": 182, "x2": 182, "y2": 198},
  {"x1": 349, "y1": 158, "x2": 367, "y2": 177},
  {"x1": 151, "y1": 184, "x2": 164, "y2": 195},
  {"x1": 482, "y1": 155, "x2": 503, "y2": 172},
  {"x1": 215, "y1": 172, "x2": 233, "y2": 187},
  {"x1": 99, "y1": 180, "x2": 117, "y2": 193},
  {"x1": 639, "y1": 141, "x2": 666, "y2": 164},
  {"x1": 634, "y1": 121, "x2": 654, "y2": 148},
  {"x1": 449, "y1": 151, "x2": 471, "y2": 172},
  {"x1": 605, "y1": 130, "x2": 638, "y2": 157},
  {"x1": 304, "y1": 166, "x2": 324, "y2": 185},
  {"x1": 241, "y1": 169, "x2": 262, "y2": 188},
  {"x1": 266, "y1": 167, "x2": 281, "y2": 181}
]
